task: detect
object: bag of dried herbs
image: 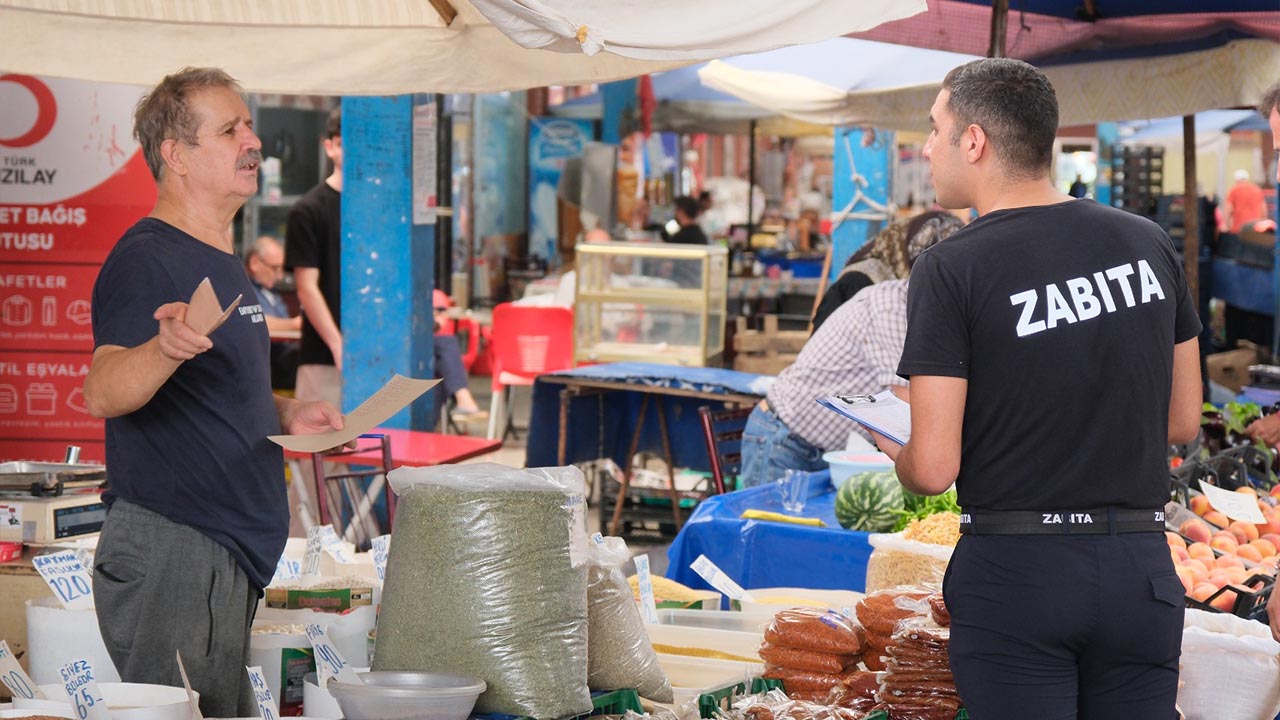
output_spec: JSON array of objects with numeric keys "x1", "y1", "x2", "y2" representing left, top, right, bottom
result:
[
  {"x1": 374, "y1": 463, "x2": 591, "y2": 719},
  {"x1": 587, "y1": 536, "x2": 672, "y2": 701}
]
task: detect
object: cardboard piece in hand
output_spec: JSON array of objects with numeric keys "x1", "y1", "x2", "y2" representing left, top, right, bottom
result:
[
  {"x1": 268, "y1": 374, "x2": 440, "y2": 452},
  {"x1": 186, "y1": 277, "x2": 243, "y2": 336}
]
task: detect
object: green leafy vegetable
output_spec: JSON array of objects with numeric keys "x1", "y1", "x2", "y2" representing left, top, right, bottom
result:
[{"x1": 891, "y1": 489, "x2": 961, "y2": 532}]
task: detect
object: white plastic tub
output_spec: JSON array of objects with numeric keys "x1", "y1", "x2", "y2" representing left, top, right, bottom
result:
[
  {"x1": 302, "y1": 668, "x2": 370, "y2": 719},
  {"x1": 656, "y1": 609, "x2": 769, "y2": 634},
  {"x1": 652, "y1": 655, "x2": 763, "y2": 710},
  {"x1": 18, "y1": 683, "x2": 192, "y2": 720},
  {"x1": 736, "y1": 587, "x2": 865, "y2": 618},
  {"x1": 326, "y1": 671, "x2": 485, "y2": 720},
  {"x1": 24, "y1": 598, "x2": 121, "y2": 685},
  {"x1": 645, "y1": 624, "x2": 763, "y2": 663}
]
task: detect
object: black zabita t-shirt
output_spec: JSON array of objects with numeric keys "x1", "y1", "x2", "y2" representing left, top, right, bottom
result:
[{"x1": 898, "y1": 199, "x2": 1201, "y2": 513}]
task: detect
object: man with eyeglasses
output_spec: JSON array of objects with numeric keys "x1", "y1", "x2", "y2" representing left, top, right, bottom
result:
[{"x1": 245, "y1": 235, "x2": 301, "y2": 390}]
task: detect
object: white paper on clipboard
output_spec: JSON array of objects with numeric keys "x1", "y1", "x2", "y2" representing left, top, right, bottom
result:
[{"x1": 817, "y1": 390, "x2": 911, "y2": 445}]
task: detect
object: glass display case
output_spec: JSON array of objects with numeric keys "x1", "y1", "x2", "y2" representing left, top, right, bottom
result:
[{"x1": 574, "y1": 242, "x2": 728, "y2": 366}]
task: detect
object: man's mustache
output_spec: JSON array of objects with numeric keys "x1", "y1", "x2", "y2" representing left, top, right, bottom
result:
[{"x1": 238, "y1": 149, "x2": 263, "y2": 169}]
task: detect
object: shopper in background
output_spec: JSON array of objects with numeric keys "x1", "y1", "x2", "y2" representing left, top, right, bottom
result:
[
  {"x1": 431, "y1": 289, "x2": 487, "y2": 425},
  {"x1": 85, "y1": 67, "x2": 344, "y2": 717},
  {"x1": 244, "y1": 235, "x2": 300, "y2": 389},
  {"x1": 286, "y1": 106, "x2": 344, "y2": 408},
  {"x1": 1223, "y1": 168, "x2": 1266, "y2": 234},
  {"x1": 874, "y1": 58, "x2": 1201, "y2": 719},
  {"x1": 666, "y1": 195, "x2": 710, "y2": 245},
  {"x1": 810, "y1": 210, "x2": 963, "y2": 333},
  {"x1": 738, "y1": 213, "x2": 956, "y2": 488},
  {"x1": 246, "y1": 235, "x2": 301, "y2": 333}
]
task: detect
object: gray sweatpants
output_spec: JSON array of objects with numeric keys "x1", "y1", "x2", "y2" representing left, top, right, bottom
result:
[{"x1": 93, "y1": 500, "x2": 258, "y2": 717}]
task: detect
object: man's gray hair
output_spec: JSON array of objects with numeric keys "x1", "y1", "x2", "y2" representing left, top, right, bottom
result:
[
  {"x1": 134, "y1": 67, "x2": 243, "y2": 181},
  {"x1": 1259, "y1": 81, "x2": 1280, "y2": 119}
]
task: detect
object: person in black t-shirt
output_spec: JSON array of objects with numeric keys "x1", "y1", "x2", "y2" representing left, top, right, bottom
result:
[
  {"x1": 871, "y1": 59, "x2": 1202, "y2": 720},
  {"x1": 85, "y1": 68, "x2": 344, "y2": 718},
  {"x1": 286, "y1": 107, "x2": 344, "y2": 408},
  {"x1": 667, "y1": 195, "x2": 709, "y2": 245}
]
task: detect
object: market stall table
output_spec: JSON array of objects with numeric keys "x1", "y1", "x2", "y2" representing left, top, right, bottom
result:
[
  {"x1": 525, "y1": 362, "x2": 771, "y2": 535},
  {"x1": 665, "y1": 470, "x2": 873, "y2": 599}
]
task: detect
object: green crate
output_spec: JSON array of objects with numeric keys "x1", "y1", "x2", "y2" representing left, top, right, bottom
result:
[
  {"x1": 586, "y1": 688, "x2": 643, "y2": 716},
  {"x1": 697, "y1": 680, "x2": 751, "y2": 718}
]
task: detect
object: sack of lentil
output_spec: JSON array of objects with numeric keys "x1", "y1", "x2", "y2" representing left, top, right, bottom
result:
[
  {"x1": 587, "y1": 536, "x2": 673, "y2": 702},
  {"x1": 374, "y1": 463, "x2": 591, "y2": 719}
]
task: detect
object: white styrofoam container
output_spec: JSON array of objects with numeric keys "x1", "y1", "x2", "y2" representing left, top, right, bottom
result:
[
  {"x1": 645, "y1": 623, "x2": 763, "y2": 663},
  {"x1": 24, "y1": 598, "x2": 121, "y2": 685},
  {"x1": 19, "y1": 683, "x2": 192, "y2": 720},
  {"x1": 652, "y1": 654, "x2": 763, "y2": 710}
]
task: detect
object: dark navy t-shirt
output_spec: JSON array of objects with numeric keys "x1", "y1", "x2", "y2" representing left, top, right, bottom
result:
[
  {"x1": 898, "y1": 200, "x2": 1201, "y2": 513},
  {"x1": 92, "y1": 218, "x2": 288, "y2": 589}
]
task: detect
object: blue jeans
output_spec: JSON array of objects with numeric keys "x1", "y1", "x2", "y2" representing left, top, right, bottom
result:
[{"x1": 739, "y1": 405, "x2": 827, "y2": 488}]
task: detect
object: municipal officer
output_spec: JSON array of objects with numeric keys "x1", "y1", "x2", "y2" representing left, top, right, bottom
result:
[{"x1": 872, "y1": 59, "x2": 1202, "y2": 719}]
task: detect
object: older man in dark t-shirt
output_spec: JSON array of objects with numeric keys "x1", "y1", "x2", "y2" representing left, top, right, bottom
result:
[{"x1": 85, "y1": 68, "x2": 344, "y2": 717}]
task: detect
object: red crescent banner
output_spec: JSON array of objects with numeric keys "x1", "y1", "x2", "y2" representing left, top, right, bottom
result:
[{"x1": 1, "y1": 74, "x2": 153, "y2": 462}]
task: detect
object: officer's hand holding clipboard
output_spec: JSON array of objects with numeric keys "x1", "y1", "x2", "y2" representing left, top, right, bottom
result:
[{"x1": 817, "y1": 387, "x2": 912, "y2": 455}]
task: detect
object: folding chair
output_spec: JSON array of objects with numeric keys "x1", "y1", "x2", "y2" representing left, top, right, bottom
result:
[{"x1": 698, "y1": 404, "x2": 755, "y2": 495}]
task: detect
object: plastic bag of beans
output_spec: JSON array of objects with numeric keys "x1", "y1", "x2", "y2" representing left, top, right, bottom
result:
[
  {"x1": 374, "y1": 463, "x2": 591, "y2": 718},
  {"x1": 586, "y1": 536, "x2": 672, "y2": 702}
]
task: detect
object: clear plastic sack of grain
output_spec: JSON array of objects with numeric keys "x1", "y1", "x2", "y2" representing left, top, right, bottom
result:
[
  {"x1": 374, "y1": 463, "x2": 591, "y2": 719},
  {"x1": 587, "y1": 536, "x2": 672, "y2": 701}
]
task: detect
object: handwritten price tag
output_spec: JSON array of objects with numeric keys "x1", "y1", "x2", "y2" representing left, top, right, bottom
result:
[
  {"x1": 1201, "y1": 483, "x2": 1266, "y2": 524},
  {"x1": 245, "y1": 666, "x2": 276, "y2": 720},
  {"x1": 59, "y1": 659, "x2": 110, "y2": 720},
  {"x1": 691, "y1": 554, "x2": 751, "y2": 603},
  {"x1": 319, "y1": 525, "x2": 351, "y2": 564},
  {"x1": 0, "y1": 640, "x2": 43, "y2": 699},
  {"x1": 34, "y1": 551, "x2": 94, "y2": 610},
  {"x1": 271, "y1": 554, "x2": 302, "y2": 585},
  {"x1": 305, "y1": 625, "x2": 359, "y2": 686},
  {"x1": 633, "y1": 554, "x2": 660, "y2": 625},
  {"x1": 371, "y1": 535, "x2": 390, "y2": 582},
  {"x1": 302, "y1": 527, "x2": 324, "y2": 578}
]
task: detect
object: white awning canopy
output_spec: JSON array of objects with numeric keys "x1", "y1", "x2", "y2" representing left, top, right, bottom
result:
[{"x1": 0, "y1": 0, "x2": 925, "y2": 95}]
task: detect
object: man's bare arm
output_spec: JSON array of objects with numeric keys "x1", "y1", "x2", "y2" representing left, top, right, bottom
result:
[{"x1": 84, "y1": 302, "x2": 212, "y2": 418}]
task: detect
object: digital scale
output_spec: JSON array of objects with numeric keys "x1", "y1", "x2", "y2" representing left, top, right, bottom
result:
[{"x1": 0, "y1": 461, "x2": 107, "y2": 544}]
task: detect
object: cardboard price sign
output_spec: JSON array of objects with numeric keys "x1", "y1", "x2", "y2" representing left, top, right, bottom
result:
[
  {"x1": 60, "y1": 659, "x2": 110, "y2": 720},
  {"x1": 245, "y1": 666, "x2": 276, "y2": 720},
  {"x1": 33, "y1": 550, "x2": 94, "y2": 610},
  {"x1": 305, "y1": 625, "x2": 359, "y2": 686},
  {"x1": 0, "y1": 640, "x2": 43, "y2": 699}
]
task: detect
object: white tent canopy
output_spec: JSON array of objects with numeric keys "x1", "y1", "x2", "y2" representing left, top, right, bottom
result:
[
  {"x1": 700, "y1": 37, "x2": 1280, "y2": 131},
  {"x1": 0, "y1": 0, "x2": 925, "y2": 95}
]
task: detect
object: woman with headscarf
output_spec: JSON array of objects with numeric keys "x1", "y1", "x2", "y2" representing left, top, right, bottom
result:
[{"x1": 810, "y1": 211, "x2": 963, "y2": 333}]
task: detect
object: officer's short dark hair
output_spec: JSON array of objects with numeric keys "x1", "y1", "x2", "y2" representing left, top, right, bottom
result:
[
  {"x1": 942, "y1": 58, "x2": 1058, "y2": 180},
  {"x1": 326, "y1": 106, "x2": 341, "y2": 140},
  {"x1": 674, "y1": 195, "x2": 701, "y2": 219}
]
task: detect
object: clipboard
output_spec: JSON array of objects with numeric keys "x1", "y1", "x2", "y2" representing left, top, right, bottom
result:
[{"x1": 817, "y1": 389, "x2": 911, "y2": 445}]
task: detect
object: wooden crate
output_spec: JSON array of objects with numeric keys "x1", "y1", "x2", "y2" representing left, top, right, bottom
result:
[{"x1": 732, "y1": 315, "x2": 807, "y2": 375}]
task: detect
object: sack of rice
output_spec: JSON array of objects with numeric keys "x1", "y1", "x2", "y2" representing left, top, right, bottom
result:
[
  {"x1": 587, "y1": 537, "x2": 672, "y2": 701},
  {"x1": 373, "y1": 463, "x2": 591, "y2": 719}
]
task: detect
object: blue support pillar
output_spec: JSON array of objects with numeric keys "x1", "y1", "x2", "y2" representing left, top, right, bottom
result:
[
  {"x1": 1095, "y1": 122, "x2": 1118, "y2": 207},
  {"x1": 830, "y1": 127, "x2": 894, "y2": 279},
  {"x1": 600, "y1": 79, "x2": 637, "y2": 145},
  {"x1": 341, "y1": 95, "x2": 437, "y2": 429}
]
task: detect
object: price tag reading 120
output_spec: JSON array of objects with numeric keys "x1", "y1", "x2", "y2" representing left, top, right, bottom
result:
[
  {"x1": 34, "y1": 551, "x2": 95, "y2": 610},
  {"x1": 60, "y1": 659, "x2": 110, "y2": 720}
]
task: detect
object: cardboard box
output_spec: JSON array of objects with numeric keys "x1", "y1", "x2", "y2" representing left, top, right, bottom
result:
[
  {"x1": 265, "y1": 585, "x2": 374, "y2": 611},
  {"x1": 1207, "y1": 342, "x2": 1265, "y2": 393}
]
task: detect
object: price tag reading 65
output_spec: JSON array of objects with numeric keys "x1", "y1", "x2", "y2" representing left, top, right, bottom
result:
[{"x1": 59, "y1": 659, "x2": 110, "y2": 720}]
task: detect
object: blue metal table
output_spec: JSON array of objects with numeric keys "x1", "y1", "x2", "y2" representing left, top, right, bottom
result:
[{"x1": 665, "y1": 470, "x2": 873, "y2": 601}]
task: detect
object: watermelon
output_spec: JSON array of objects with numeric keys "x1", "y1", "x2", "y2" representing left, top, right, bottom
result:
[{"x1": 835, "y1": 470, "x2": 905, "y2": 531}]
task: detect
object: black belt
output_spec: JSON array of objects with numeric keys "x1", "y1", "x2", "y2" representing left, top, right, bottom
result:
[{"x1": 959, "y1": 507, "x2": 1166, "y2": 535}]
